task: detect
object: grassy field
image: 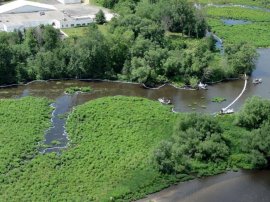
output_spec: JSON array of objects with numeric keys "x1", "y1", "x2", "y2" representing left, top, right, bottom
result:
[
  {"x1": 63, "y1": 27, "x2": 89, "y2": 37},
  {"x1": 63, "y1": 25, "x2": 108, "y2": 37},
  {"x1": 0, "y1": 97, "x2": 51, "y2": 175}
]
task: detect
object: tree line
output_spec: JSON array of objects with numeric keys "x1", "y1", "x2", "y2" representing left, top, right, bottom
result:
[{"x1": 0, "y1": 0, "x2": 258, "y2": 86}]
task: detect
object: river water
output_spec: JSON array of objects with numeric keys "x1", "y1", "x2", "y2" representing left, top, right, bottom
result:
[
  {"x1": 0, "y1": 48, "x2": 269, "y2": 201},
  {"x1": 138, "y1": 170, "x2": 270, "y2": 202}
]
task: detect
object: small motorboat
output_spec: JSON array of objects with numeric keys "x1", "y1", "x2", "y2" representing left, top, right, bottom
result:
[
  {"x1": 252, "y1": 78, "x2": 262, "y2": 84},
  {"x1": 158, "y1": 97, "x2": 172, "y2": 105},
  {"x1": 221, "y1": 108, "x2": 234, "y2": 114},
  {"x1": 198, "y1": 82, "x2": 208, "y2": 90}
]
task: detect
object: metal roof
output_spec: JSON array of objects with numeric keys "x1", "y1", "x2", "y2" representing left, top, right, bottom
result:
[{"x1": 0, "y1": 0, "x2": 56, "y2": 14}]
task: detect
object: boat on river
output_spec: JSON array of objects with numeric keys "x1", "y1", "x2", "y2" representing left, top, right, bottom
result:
[
  {"x1": 158, "y1": 97, "x2": 171, "y2": 105},
  {"x1": 220, "y1": 108, "x2": 234, "y2": 114},
  {"x1": 198, "y1": 82, "x2": 208, "y2": 90},
  {"x1": 252, "y1": 78, "x2": 262, "y2": 84}
]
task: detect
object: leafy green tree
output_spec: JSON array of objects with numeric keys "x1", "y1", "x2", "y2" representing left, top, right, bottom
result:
[
  {"x1": 0, "y1": 44, "x2": 17, "y2": 84},
  {"x1": 95, "y1": 9, "x2": 106, "y2": 24},
  {"x1": 225, "y1": 42, "x2": 258, "y2": 75},
  {"x1": 235, "y1": 96, "x2": 270, "y2": 130},
  {"x1": 23, "y1": 28, "x2": 39, "y2": 55},
  {"x1": 42, "y1": 25, "x2": 61, "y2": 50},
  {"x1": 153, "y1": 113, "x2": 229, "y2": 174}
]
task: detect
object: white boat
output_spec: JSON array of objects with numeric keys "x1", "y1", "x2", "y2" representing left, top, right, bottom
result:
[
  {"x1": 158, "y1": 97, "x2": 171, "y2": 105},
  {"x1": 252, "y1": 78, "x2": 262, "y2": 84},
  {"x1": 221, "y1": 108, "x2": 234, "y2": 114},
  {"x1": 198, "y1": 82, "x2": 208, "y2": 90}
]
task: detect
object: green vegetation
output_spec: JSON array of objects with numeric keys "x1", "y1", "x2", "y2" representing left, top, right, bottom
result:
[
  {"x1": 0, "y1": 96, "x2": 181, "y2": 201},
  {"x1": 211, "y1": 96, "x2": 226, "y2": 102},
  {"x1": 63, "y1": 27, "x2": 89, "y2": 37},
  {"x1": 1, "y1": 96, "x2": 270, "y2": 201},
  {"x1": 1, "y1": 0, "x2": 258, "y2": 87},
  {"x1": 205, "y1": 5, "x2": 270, "y2": 47},
  {"x1": 235, "y1": 96, "x2": 270, "y2": 130},
  {"x1": 192, "y1": 0, "x2": 270, "y2": 8},
  {"x1": 95, "y1": 9, "x2": 107, "y2": 24},
  {"x1": 153, "y1": 114, "x2": 229, "y2": 176},
  {"x1": 207, "y1": 7, "x2": 270, "y2": 22},
  {"x1": 64, "y1": 86, "x2": 92, "y2": 94},
  {"x1": 154, "y1": 97, "x2": 270, "y2": 177},
  {"x1": 63, "y1": 24, "x2": 108, "y2": 37},
  {"x1": 208, "y1": 18, "x2": 270, "y2": 47},
  {"x1": 0, "y1": 97, "x2": 51, "y2": 175}
]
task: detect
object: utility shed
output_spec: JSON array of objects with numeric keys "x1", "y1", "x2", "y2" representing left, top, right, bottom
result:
[{"x1": 0, "y1": 0, "x2": 56, "y2": 14}]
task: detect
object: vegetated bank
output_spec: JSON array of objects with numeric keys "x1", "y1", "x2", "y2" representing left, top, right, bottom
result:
[
  {"x1": 0, "y1": 0, "x2": 258, "y2": 88},
  {"x1": 1, "y1": 96, "x2": 270, "y2": 201}
]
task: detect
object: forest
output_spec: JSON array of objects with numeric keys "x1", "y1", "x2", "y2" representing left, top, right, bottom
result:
[{"x1": 0, "y1": 0, "x2": 258, "y2": 87}]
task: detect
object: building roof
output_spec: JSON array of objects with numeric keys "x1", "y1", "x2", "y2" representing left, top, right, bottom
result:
[{"x1": 0, "y1": 0, "x2": 56, "y2": 14}]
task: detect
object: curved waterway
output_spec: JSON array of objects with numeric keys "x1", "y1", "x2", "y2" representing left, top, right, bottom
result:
[{"x1": 0, "y1": 48, "x2": 269, "y2": 200}]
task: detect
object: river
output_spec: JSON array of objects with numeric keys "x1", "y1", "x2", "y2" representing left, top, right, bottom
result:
[
  {"x1": 0, "y1": 48, "x2": 269, "y2": 201},
  {"x1": 137, "y1": 170, "x2": 270, "y2": 202}
]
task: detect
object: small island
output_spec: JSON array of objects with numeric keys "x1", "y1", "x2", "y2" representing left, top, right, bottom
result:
[
  {"x1": 64, "y1": 86, "x2": 92, "y2": 94},
  {"x1": 211, "y1": 96, "x2": 227, "y2": 103}
]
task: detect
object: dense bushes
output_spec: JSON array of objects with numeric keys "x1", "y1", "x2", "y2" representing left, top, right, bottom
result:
[
  {"x1": 234, "y1": 97, "x2": 270, "y2": 168},
  {"x1": 153, "y1": 96, "x2": 270, "y2": 179},
  {"x1": 153, "y1": 113, "x2": 229, "y2": 175},
  {"x1": 235, "y1": 96, "x2": 270, "y2": 129}
]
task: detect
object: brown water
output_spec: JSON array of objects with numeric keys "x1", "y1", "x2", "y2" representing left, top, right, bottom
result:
[
  {"x1": 138, "y1": 170, "x2": 270, "y2": 202},
  {"x1": 0, "y1": 48, "x2": 269, "y2": 200}
]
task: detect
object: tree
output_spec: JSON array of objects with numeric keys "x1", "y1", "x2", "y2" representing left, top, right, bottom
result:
[
  {"x1": 0, "y1": 44, "x2": 17, "y2": 84},
  {"x1": 246, "y1": 122, "x2": 270, "y2": 168},
  {"x1": 225, "y1": 42, "x2": 258, "y2": 75},
  {"x1": 235, "y1": 96, "x2": 270, "y2": 130},
  {"x1": 153, "y1": 113, "x2": 229, "y2": 174},
  {"x1": 42, "y1": 25, "x2": 61, "y2": 51},
  {"x1": 95, "y1": 9, "x2": 106, "y2": 24}
]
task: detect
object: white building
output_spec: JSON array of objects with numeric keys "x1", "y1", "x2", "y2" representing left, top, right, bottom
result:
[
  {"x1": 0, "y1": 0, "x2": 56, "y2": 14},
  {"x1": 57, "y1": 0, "x2": 81, "y2": 4},
  {"x1": 0, "y1": 0, "x2": 113, "y2": 32}
]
